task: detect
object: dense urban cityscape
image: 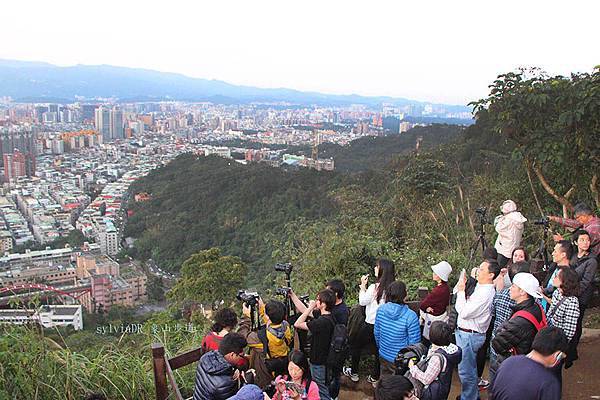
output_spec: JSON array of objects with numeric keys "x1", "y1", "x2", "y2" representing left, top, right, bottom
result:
[{"x1": 0, "y1": 98, "x2": 471, "y2": 330}]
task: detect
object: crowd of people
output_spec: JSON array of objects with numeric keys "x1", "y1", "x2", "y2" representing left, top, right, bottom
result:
[{"x1": 190, "y1": 201, "x2": 599, "y2": 400}]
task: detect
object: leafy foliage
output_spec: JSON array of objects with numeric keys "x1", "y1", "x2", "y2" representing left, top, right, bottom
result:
[
  {"x1": 168, "y1": 248, "x2": 247, "y2": 308},
  {"x1": 471, "y1": 67, "x2": 600, "y2": 209}
]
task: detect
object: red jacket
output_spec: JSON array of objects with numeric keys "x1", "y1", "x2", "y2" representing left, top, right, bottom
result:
[{"x1": 420, "y1": 282, "x2": 450, "y2": 316}]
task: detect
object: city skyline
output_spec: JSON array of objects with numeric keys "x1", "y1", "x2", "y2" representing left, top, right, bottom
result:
[{"x1": 1, "y1": 0, "x2": 599, "y2": 104}]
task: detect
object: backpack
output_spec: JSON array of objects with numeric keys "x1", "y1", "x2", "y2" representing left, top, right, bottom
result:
[
  {"x1": 510, "y1": 304, "x2": 547, "y2": 331},
  {"x1": 325, "y1": 314, "x2": 349, "y2": 375},
  {"x1": 509, "y1": 303, "x2": 547, "y2": 355},
  {"x1": 404, "y1": 352, "x2": 446, "y2": 399},
  {"x1": 347, "y1": 304, "x2": 366, "y2": 343},
  {"x1": 257, "y1": 322, "x2": 292, "y2": 377}
]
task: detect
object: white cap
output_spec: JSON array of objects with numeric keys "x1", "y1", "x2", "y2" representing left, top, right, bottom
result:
[
  {"x1": 501, "y1": 200, "x2": 517, "y2": 214},
  {"x1": 431, "y1": 261, "x2": 452, "y2": 282},
  {"x1": 512, "y1": 272, "x2": 542, "y2": 298}
]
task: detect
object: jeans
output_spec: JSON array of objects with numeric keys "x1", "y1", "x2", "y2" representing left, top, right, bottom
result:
[
  {"x1": 310, "y1": 363, "x2": 331, "y2": 400},
  {"x1": 488, "y1": 348, "x2": 498, "y2": 387},
  {"x1": 456, "y1": 329, "x2": 486, "y2": 400}
]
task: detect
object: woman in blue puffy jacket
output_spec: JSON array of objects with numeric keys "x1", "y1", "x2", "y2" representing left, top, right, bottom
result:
[{"x1": 374, "y1": 280, "x2": 421, "y2": 376}]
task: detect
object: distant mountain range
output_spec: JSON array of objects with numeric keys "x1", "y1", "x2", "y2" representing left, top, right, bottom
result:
[{"x1": 0, "y1": 59, "x2": 470, "y2": 111}]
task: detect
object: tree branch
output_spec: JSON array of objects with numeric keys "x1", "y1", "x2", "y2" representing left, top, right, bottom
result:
[
  {"x1": 591, "y1": 174, "x2": 599, "y2": 210},
  {"x1": 525, "y1": 157, "x2": 544, "y2": 217},
  {"x1": 532, "y1": 162, "x2": 575, "y2": 214}
]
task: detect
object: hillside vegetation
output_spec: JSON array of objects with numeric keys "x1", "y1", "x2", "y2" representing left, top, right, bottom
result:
[{"x1": 124, "y1": 124, "x2": 463, "y2": 279}]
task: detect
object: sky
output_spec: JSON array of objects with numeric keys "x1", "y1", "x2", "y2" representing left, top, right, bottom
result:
[{"x1": 1, "y1": 0, "x2": 598, "y2": 105}]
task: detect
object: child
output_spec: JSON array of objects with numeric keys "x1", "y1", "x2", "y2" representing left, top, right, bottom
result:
[{"x1": 406, "y1": 321, "x2": 462, "y2": 400}]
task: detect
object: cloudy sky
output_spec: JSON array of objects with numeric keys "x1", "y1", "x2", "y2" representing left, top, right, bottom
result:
[{"x1": 2, "y1": 0, "x2": 598, "y2": 104}]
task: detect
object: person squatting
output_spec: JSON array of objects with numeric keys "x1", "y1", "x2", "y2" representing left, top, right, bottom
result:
[{"x1": 190, "y1": 201, "x2": 598, "y2": 400}]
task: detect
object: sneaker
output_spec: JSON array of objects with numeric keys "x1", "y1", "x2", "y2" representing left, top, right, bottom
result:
[
  {"x1": 478, "y1": 378, "x2": 489, "y2": 389},
  {"x1": 367, "y1": 375, "x2": 378, "y2": 387},
  {"x1": 343, "y1": 367, "x2": 359, "y2": 382}
]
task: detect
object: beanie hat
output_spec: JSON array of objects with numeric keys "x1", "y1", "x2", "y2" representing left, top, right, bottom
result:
[{"x1": 431, "y1": 261, "x2": 452, "y2": 282}]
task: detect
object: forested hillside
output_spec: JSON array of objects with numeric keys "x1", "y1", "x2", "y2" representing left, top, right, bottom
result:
[{"x1": 124, "y1": 124, "x2": 464, "y2": 278}]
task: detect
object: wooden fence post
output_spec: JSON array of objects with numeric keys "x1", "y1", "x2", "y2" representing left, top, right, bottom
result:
[{"x1": 152, "y1": 343, "x2": 169, "y2": 400}]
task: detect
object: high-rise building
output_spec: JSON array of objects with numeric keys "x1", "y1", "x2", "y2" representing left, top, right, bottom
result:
[
  {"x1": 34, "y1": 106, "x2": 48, "y2": 123},
  {"x1": 94, "y1": 107, "x2": 110, "y2": 141},
  {"x1": 0, "y1": 127, "x2": 37, "y2": 174},
  {"x1": 109, "y1": 107, "x2": 124, "y2": 140},
  {"x1": 3, "y1": 150, "x2": 27, "y2": 182},
  {"x1": 81, "y1": 104, "x2": 98, "y2": 121}
]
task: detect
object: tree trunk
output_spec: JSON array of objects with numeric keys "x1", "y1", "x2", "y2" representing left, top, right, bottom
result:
[
  {"x1": 531, "y1": 161, "x2": 575, "y2": 215},
  {"x1": 591, "y1": 174, "x2": 599, "y2": 210}
]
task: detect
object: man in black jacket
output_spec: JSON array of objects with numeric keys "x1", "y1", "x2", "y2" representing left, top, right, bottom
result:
[
  {"x1": 193, "y1": 332, "x2": 248, "y2": 400},
  {"x1": 492, "y1": 273, "x2": 546, "y2": 364}
]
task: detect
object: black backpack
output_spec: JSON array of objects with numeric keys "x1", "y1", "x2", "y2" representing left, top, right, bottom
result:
[{"x1": 325, "y1": 314, "x2": 349, "y2": 374}]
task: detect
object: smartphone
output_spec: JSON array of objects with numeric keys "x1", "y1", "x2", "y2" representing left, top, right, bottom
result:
[{"x1": 284, "y1": 381, "x2": 303, "y2": 393}]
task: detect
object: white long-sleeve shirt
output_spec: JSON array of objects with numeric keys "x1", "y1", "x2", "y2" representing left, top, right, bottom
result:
[
  {"x1": 359, "y1": 283, "x2": 384, "y2": 324},
  {"x1": 455, "y1": 283, "x2": 495, "y2": 334}
]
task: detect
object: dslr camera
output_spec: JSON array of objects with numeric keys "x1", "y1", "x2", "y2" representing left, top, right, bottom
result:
[
  {"x1": 534, "y1": 217, "x2": 550, "y2": 227},
  {"x1": 274, "y1": 263, "x2": 293, "y2": 274},
  {"x1": 275, "y1": 287, "x2": 292, "y2": 297},
  {"x1": 236, "y1": 290, "x2": 259, "y2": 307}
]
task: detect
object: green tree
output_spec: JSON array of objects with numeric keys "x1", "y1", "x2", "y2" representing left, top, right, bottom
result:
[
  {"x1": 167, "y1": 248, "x2": 247, "y2": 309},
  {"x1": 471, "y1": 67, "x2": 600, "y2": 212},
  {"x1": 147, "y1": 276, "x2": 165, "y2": 302}
]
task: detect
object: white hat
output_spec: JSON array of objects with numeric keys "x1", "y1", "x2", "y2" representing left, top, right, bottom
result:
[
  {"x1": 512, "y1": 272, "x2": 542, "y2": 298},
  {"x1": 431, "y1": 261, "x2": 452, "y2": 282},
  {"x1": 501, "y1": 200, "x2": 517, "y2": 215}
]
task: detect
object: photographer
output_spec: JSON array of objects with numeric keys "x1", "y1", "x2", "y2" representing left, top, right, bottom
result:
[
  {"x1": 494, "y1": 200, "x2": 527, "y2": 267},
  {"x1": 193, "y1": 332, "x2": 248, "y2": 400},
  {"x1": 294, "y1": 289, "x2": 336, "y2": 400},
  {"x1": 344, "y1": 259, "x2": 395, "y2": 385},
  {"x1": 548, "y1": 202, "x2": 600, "y2": 256},
  {"x1": 289, "y1": 279, "x2": 349, "y2": 325},
  {"x1": 238, "y1": 299, "x2": 293, "y2": 389}
]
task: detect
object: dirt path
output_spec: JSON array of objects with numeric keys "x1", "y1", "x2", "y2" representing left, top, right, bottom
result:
[{"x1": 339, "y1": 332, "x2": 600, "y2": 400}]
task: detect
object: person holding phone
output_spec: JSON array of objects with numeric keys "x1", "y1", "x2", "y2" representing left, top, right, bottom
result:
[
  {"x1": 270, "y1": 350, "x2": 320, "y2": 400},
  {"x1": 344, "y1": 258, "x2": 396, "y2": 385},
  {"x1": 491, "y1": 327, "x2": 568, "y2": 400}
]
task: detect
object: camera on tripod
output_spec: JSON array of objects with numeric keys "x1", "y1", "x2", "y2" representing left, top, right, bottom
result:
[
  {"x1": 275, "y1": 287, "x2": 292, "y2": 297},
  {"x1": 236, "y1": 289, "x2": 260, "y2": 307},
  {"x1": 475, "y1": 207, "x2": 487, "y2": 215},
  {"x1": 534, "y1": 217, "x2": 550, "y2": 227},
  {"x1": 274, "y1": 263, "x2": 293, "y2": 274}
]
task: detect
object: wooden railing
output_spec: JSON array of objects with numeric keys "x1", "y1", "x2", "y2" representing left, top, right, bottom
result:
[
  {"x1": 152, "y1": 343, "x2": 202, "y2": 400},
  {"x1": 151, "y1": 288, "x2": 430, "y2": 399}
]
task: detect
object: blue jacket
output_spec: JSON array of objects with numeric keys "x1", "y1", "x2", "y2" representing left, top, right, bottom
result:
[{"x1": 374, "y1": 302, "x2": 421, "y2": 362}]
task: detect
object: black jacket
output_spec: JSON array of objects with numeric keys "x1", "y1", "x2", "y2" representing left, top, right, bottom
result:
[
  {"x1": 491, "y1": 298, "x2": 544, "y2": 357},
  {"x1": 193, "y1": 350, "x2": 238, "y2": 400},
  {"x1": 571, "y1": 253, "x2": 598, "y2": 307}
]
